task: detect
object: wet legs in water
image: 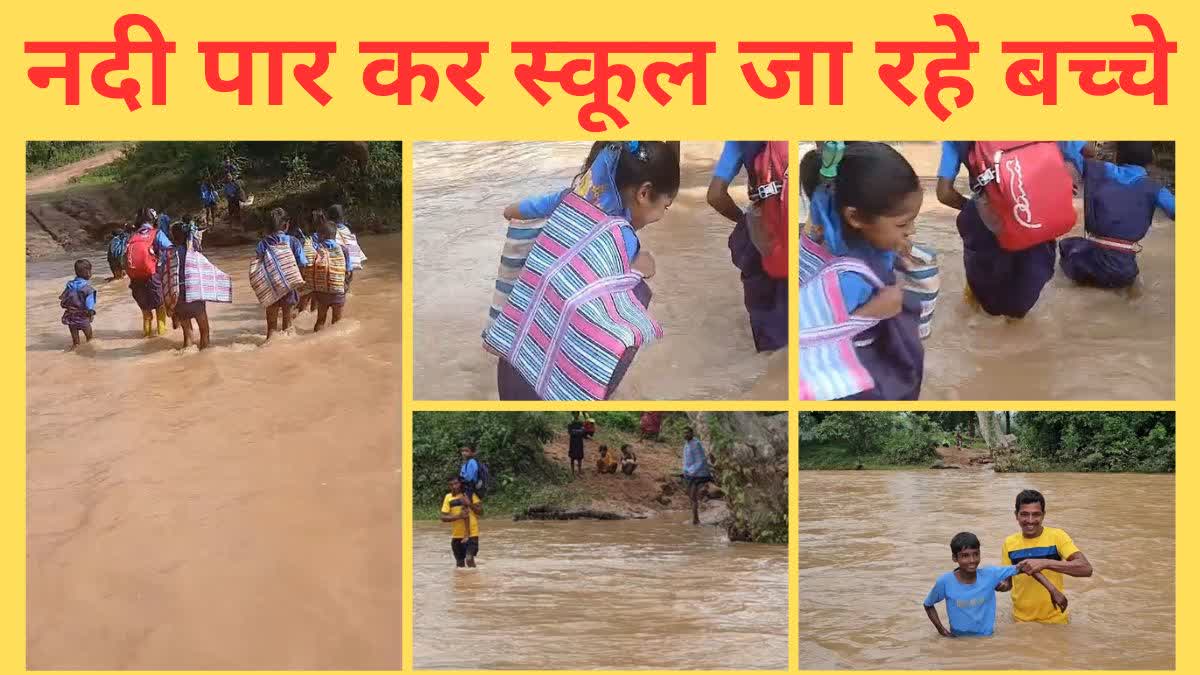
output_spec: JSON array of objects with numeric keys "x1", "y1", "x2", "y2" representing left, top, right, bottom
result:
[
  {"x1": 266, "y1": 300, "x2": 293, "y2": 339},
  {"x1": 140, "y1": 308, "x2": 167, "y2": 337},
  {"x1": 313, "y1": 301, "x2": 344, "y2": 332},
  {"x1": 688, "y1": 481, "x2": 704, "y2": 525},
  {"x1": 68, "y1": 325, "x2": 93, "y2": 348},
  {"x1": 180, "y1": 310, "x2": 211, "y2": 350}
]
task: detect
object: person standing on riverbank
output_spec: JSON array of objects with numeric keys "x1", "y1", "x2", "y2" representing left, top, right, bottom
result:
[
  {"x1": 441, "y1": 476, "x2": 482, "y2": 569},
  {"x1": 682, "y1": 427, "x2": 712, "y2": 525},
  {"x1": 567, "y1": 414, "x2": 587, "y2": 477},
  {"x1": 998, "y1": 489, "x2": 1093, "y2": 624}
]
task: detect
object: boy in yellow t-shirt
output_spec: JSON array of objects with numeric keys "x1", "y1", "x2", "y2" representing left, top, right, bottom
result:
[
  {"x1": 441, "y1": 476, "x2": 483, "y2": 568},
  {"x1": 999, "y1": 489, "x2": 1093, "y2": 624}
]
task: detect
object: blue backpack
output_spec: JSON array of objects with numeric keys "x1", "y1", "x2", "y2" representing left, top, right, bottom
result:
[
  {"x1": 109, "y1": 232, "x2": 129, "y2": 259},
  {"x1": 200, "y1": 184, "x2": 217, "y2": 206}
]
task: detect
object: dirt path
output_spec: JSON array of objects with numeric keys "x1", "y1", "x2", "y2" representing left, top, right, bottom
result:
[
  {"x1": 540, "y1": 430, "x2": 726, "y2": 521},
  {"x1": 27, "y1": 147, "x2": 124, "y2": 195},
  {"x1": 934, "y1": 445, "x2": 993, "y2": 469}
]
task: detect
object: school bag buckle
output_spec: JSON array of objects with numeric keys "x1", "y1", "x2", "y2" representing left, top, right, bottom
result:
[{"x1": 752, "y1": 181, "x2": 782, "y2": 201}]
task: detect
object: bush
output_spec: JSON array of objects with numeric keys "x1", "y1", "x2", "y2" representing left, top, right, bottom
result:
[
  {"x1": 412, "y1": 412, "x2": 566, "y2": 508},
  {"x1": 26, "y1": 141, "x2": 108, "y2": 174}
]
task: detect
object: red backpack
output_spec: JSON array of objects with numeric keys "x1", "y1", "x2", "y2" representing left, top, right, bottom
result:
[
  {"x1": 965, "y1": 141, "x2": 1077, "y2": 251},
  {"x1": 746, "y1": 141, "x2": 788, "y2": 279},
  {"x1": 126, "y1": 228, "x2": 157, "y2": 280}
]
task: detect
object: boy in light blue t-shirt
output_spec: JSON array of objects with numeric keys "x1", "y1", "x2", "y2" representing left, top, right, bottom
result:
[{"x1": 923, "y1": 532, "x2": 1066, "y2": 637}]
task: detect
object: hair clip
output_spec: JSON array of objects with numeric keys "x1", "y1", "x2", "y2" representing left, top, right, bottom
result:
[
  {"x1": 625, "y1": 141, "x2": 648, "y2": 161},
  {"x1": 820, "y1": 141, "x2": 845, "y2": 180}
]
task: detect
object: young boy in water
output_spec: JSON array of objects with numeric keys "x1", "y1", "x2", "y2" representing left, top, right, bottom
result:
[
  {"x1": 60, "y1": 259, "x2": 97, "y2": 348},
  {"x1": 923, "y1": 532, "x2": 1065, "y2": 637},
  {"x1": 459, "y1": 446, "x2": 481, "y2": 498},
  {"x1": 441, "y1": 476, "x2": 482, "y2": 569}
]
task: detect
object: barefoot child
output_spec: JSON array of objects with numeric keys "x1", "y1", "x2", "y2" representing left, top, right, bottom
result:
[
  {"x1": 1059, "y1": 141, "x2": 1177, "y2": 289},
  {"x1": 310, "y1": 218, "x2": 352, "y2": 332},
  {"x1": 620, "y1": 444, "x2": 638, "y2": 476},
  {"x1": 923, "y1": 532, "x2": 1066, "y2": 638},
  {"x1": 596, "y1": 445, "x2": 619, "y2": 474},
  {"x1": 800, "y1": 142, "x2": 924, "y2": 400},
  {"x1": 125, "y1": 207, "x2": 172, "y2": 338},
  {"x1": 490, "y1": 141, "x2": 679, "y2": 400},
  {"x1": 253, "y1": 207, "x2": 308, "y2": 339},
  {"x1": 60, "y1": 259, "x2": 96, "y2": 347},
  {"x1": 165, "y1": 222, "x2": 230, "y2": 349}
]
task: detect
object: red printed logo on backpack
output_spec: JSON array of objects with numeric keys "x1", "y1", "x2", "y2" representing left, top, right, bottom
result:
[
  {"x1": 966, "y1": 141, "x2": 1077, "y2": 251},
  {"x1": 126, "y1": 229, "x2": 157, "y2": 280},
  {"x1": 749, "y1": 141, "x2": 788, "y2": 279}
]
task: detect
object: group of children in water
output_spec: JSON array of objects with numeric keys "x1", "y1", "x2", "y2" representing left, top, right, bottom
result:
[
  {"x1": 801, "y1": 140, "x2": 1176, "y2": 401},
  {"x1": 485, "y1": 141, "x2": 787, "y2": 401},
  {"x1": 60, "y1": 202, "x2": 367, "y2": 349}
]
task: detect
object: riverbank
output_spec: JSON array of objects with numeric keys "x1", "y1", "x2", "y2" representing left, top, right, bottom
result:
[
  {"x1": 27, "y1": 142, "x2": 403, "y2": 260},
  {"x1": 413, "y1": 425, "x2": 729, "y2": 525}
]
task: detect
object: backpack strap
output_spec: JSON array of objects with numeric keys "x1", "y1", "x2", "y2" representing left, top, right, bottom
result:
[{"x1": 799, "y1": 251, "x2": 886, "y2": 346}]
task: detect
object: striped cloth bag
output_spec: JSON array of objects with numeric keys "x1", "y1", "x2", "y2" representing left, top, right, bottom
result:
[
  {"x1": 487, "y1": 217, "x2": 548, "y2": 328},
  {"x1": 799, "y1": 235, "x2": 883, "y2": 400},
  {"x1": 482, "y1": 192, "x2": 662, "y2": 401},
  {"x1": 336, "y1": 226, "x2": 367, "y2": 270},
  {"x1": 249, "y1": 241, "x2": 304, "y2": 306},
  {"x1": 298, "y1": 236, "x2": 317, "y2": 294},
  {"x1": 897, "y1": 242, "x2": 939, "y2": 339},
  {"x1": 311, "y1": 246, "x2": 347, "y2": 294},
  {"x1": 166, "y1": 249, "x2": 233, "y2": 304}
]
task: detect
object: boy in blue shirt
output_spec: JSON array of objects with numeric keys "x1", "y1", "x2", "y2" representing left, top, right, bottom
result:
[
  {"x1": 459, "y1": 446, "x2": 481, "y2": 499},
  {"x1": 924, "y1": 532, "x2": 1066, "y2": 637}
]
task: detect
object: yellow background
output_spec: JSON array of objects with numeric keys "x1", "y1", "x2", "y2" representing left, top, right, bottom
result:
[{"x1": 8, "y1": 0, "x2": 1191, "y2": 673}]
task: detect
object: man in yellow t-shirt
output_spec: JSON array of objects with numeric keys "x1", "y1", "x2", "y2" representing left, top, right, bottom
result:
[
  {"x1": 999, "y1": 489, "x2": 1093, "y2": 624},
  {"x1": 441, "y1": 476, "x2": 482, "y2": 568}
]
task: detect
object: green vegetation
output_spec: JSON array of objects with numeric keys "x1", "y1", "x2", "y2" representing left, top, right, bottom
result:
[
  {"x1": 800, "y1": 411, "x2": 1175, "y2": 473},
  {"x1": 26, "y1": 142, "x2": 118, "y2": 175},
  {"x1": 102, "y1": 141, "x2": 403, "y2": 231},
  {"x1": 799, "y1": 412, "x2": 940, "y2": 469},
  {"x1": 412, "y1": 411, "x2": 693, "y2": 518},
  {"x1": 999, "y1": 411, "x2": 1175, "y2": 473}
]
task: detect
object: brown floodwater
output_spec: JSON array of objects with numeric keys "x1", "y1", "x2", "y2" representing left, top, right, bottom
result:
[
  {"x1": 799, "y1": 470, "x2": 1175, "y2": 670},
  {"x1": 413, "y1": 518, "x2": 788, "y2": 670},
  {"x1": 26, "y1": 234, "x2": 404, "y2": 669},
  {"x1": 798, "y1": 141, "x2": 1174, "y2": 400},
  {"x1": 412, "y1": 141, "x2": 787, "y2": 401}
]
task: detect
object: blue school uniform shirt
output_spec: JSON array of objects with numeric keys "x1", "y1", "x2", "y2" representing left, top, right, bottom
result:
[
  {"x1": 64, "y1": 277, "x2": 97, "y2": 312},
  {"x1": 683, "y1": 439, "x2": 710, "y2": 478},
  {"x1": 517, "y1": 190, "x2": 641, "y2": 260},
  {"x1": 936, "y1": 141, "x2": 1087, "y2": 181},
  {"x1": 810, "y1": 187, "x2": 892, "y2": 313},
  {"x1": 257, "y1": 231, "x2": 309, "y2": 266},
  {"x1": 924, "y1": 565, "x2": 1020, "y2": 636},
  {"x1": 713, "y1": 141, "x2": 749, "y2": 182},
  {"x1": 460, "y1": 458, "x2": 480, "y2": 483},
  {"x1": 1090, "y1": 163, "x2": 1176, "y2": 219}
]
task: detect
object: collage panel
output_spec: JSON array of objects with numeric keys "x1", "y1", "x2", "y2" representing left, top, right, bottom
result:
[
  {"x1": 411, "y1": 410, "x2": 789, "y2": 670},
  {"x1": 799, "y1": 141, "x2": 1175, "y2": 400},
  {"x1": 799, "y1": 410, "x2": 1175, "y2": 670},
  {"x1": 25, "y1": 141, "x2": 404, "y2": 669},
  {"x1": 412, "y1": 141, "x2": 788, "y2": 401}
]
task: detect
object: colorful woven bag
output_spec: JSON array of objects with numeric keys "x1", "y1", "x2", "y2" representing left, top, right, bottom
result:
[
  {"x1": 249, "y1": 241, "x2": 304, "y2": 306},
  {"x1": 166, "y1": 249, "x2": 233, "y2": 304},
  {"x1": 482, "y1": 191, "x2": 662, "y2": 401},
  {"x1": 311, "y1": 246, "x2": 347, "y2": 294},
  {"x1": 799, "y1": 235, "x2": 883, "y2": 400}
]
